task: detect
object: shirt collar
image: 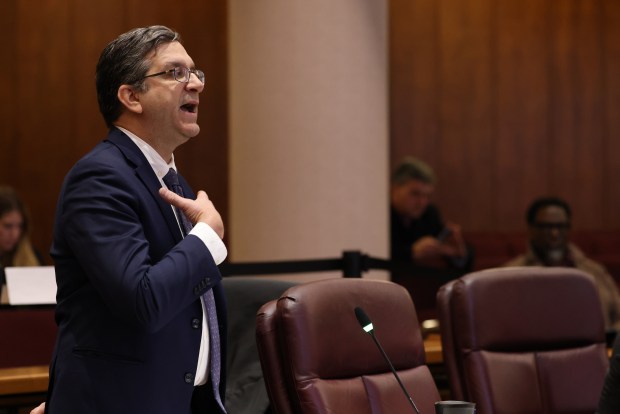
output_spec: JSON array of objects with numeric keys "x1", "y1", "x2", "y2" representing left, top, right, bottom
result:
[{"x1": 115, "y1": 126, "x2": 177, "y2": 180}]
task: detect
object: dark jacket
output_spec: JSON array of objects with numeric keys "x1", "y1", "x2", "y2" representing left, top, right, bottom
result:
[
  {"x1": 46, "y1": 128, "x2": 227, "y2": 414},
  {"x1": 390, "y1": 204, "x2": 444, "y2": 263}
]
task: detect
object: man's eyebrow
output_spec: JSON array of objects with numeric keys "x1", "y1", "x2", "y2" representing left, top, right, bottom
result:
[{"x1": 162, "y1": 60, "x2": 195, "y2": 68}]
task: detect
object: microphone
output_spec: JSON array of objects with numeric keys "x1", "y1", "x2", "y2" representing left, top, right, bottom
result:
[{"x1": 354, "y1": 307, "x2": 421, "y2": 414}]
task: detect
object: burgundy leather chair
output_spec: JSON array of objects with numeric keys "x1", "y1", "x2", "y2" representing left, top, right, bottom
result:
[
  {"x1": 256, "y1": 278, "x2": 440, "y2": 414},
  {"x1": 437, "y1": 267, "x2": 609, "y2": 414}
]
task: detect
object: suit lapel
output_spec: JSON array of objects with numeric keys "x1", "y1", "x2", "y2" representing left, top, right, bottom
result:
[{"x1": 105, "y1": 129, "x2": 183, "y2": 243}]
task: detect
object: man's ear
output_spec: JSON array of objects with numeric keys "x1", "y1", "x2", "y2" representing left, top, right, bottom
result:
[{"x1": 117, "y1": 84, "x2": 143, "y2": 115}]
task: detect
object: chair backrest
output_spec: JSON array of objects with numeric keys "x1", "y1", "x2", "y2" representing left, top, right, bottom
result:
[
  {"x1": 256, "y1": 277, "x2": 440, "y2": 414},
  {"x1": 437, "y1": 266, "x2": 609, "y2": 414},
  {"x1": 223, "y1": 277, "x2": 297, "y2": 414}
]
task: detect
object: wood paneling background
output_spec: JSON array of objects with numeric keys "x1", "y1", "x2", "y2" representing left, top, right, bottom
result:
[
  {"x1": 3, "y1": 0, "x2": 620, "y2": 262},
  {"x1": 390, "y1": 0, "x2": 620, "y2": 231},
  {"x1": 0, "y1": 1, "x2": 228, "y2": 263}
]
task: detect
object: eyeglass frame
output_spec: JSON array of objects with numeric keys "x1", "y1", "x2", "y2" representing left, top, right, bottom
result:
[{"x1": 140, "y1": 67, "x2": 205, "y2": 84}]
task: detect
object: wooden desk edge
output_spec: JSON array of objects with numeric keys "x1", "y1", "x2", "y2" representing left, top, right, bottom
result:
[
  {"x1": 0, "y1": 334, "x2": 445, "y2": 397},
  {"x1": 424, "y1": 333, "x2": 443, "y2": 365},
  {"x1": 0, "y1": 365, "x2": 49, "y2": 396}
]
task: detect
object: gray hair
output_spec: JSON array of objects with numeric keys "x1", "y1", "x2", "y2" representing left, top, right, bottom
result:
[
  {"x1": 96, "y1": 25, "x2": 181, "y2": 128},
  {"x1": 391, "y1": 157, "x2": 436, "y2": 185}
]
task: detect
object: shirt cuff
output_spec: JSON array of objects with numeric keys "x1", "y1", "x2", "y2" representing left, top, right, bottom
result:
[{"x1": 189, "y1": 222, "x2": 228, "y2": 265}]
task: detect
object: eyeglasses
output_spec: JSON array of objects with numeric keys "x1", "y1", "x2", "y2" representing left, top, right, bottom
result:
[
  {"x1": 141, "y1": 67, "x2": 205, "y2": 84},
  {"x1": 532, "y1": 222, "x2": 570, "y2": 231}
]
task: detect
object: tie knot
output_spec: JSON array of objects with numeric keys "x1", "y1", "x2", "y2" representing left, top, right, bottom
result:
[{"x1": 163, "y1": 168, "x2": 181, "y2": 191}]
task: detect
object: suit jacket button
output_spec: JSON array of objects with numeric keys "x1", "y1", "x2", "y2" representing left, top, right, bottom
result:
[
  {"x1": 184, "y1": 372, "x2": 194, "y2": 384},
  {"x1": 191, "y1": 318, "x2": 201, "y2": 329}
]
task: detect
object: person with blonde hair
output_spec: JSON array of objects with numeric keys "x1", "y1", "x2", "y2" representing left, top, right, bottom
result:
[{"x1": 0, "y1": 186, "x2": 42, "y2": 286}]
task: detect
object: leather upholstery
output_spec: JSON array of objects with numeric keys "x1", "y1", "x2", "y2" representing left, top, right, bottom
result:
[
  {"x1": 256, "y1": 278, "x2": 440, "y2": 414},
  {"x1": 437, "y1": 267, "x2": 609, "y2": 414}
]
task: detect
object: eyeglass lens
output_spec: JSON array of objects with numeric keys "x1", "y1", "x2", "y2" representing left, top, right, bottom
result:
[{"x1": 174, "y1": 67, "x2": 205, "y2": 83}]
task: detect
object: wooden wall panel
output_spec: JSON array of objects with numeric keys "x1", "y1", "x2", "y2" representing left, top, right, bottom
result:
[
  {"x1": 390, "y1": 0, "x2": 620, "y2": 232},
  {"x1": 437, "y1": 0, "x2": 496, "y2": 229},
  {"x1": 603, "y1": 0, "x2": 620, "y2": 228},
  {"x1": 0, "y1": 0, "x2": 228, "y2": 261},
  {"x1": 15, "y1": 0, "x2": 72, "y2": 263},
  {"x1": 570, "y1": 0, "x2": 605, "y2": 230},
  {"x1": 71, "y1": 0, "x2": 125, "y2": 158},
  {"x1": 496, "y1": 0, "x2": 550, "y2": 230},
  {"x1": 0, "y1": 1, "x2": 18, "y2": 184},
  {"x1": 549, "y1": 0, "x2": 605, "y2": 229},
  {"x1": 389, "y1": 0, "x2": 439, "y2": 168}
]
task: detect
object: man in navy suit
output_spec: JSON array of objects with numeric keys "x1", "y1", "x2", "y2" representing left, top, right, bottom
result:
[{"x1": 36, "y1": 26, "x2": 228, "y2": 414}]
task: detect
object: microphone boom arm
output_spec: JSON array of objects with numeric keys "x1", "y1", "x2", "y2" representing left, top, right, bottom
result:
[
  {"x1": 355, "y1": 307, "x2": 421, "y2": 414},
  {"x1": 368, "y1": 331, "x2": 421, "y2": 414}
]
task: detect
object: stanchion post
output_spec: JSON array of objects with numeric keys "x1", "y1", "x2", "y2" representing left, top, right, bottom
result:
[{"x1": 342, "y1": 250, "x2": 364, "y2": 278}]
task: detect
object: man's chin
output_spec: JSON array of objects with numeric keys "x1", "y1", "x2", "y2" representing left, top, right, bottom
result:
[
  {"x1": 182, "y1": 124, "x2": 200, "y2": 138},
  {"x1": 546, "y1": 248, "x2": 565, "y2": 263}
]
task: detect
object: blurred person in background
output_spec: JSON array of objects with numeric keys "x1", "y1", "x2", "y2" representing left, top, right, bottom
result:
[
  {"x1": 390, "y1": 157, "x2": 471, "y2": 270},
  {"x1": 0, "y1": 185, "x2": 43, "y2": 287},
  {"x1": 504, "y1": 196, "x2": 620, "y2": 333}
]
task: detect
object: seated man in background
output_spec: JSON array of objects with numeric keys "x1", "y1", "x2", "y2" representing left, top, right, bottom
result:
[
  {"x1": 504, "y1": 196, "x2": 620, "y2": 333},
  {"x1": 390, "y1": 157, "x2": 470, "y2": 270}
]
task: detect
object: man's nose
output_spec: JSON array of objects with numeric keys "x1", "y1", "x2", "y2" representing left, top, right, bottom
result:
[
  {"x1": 548, "y1": 227, "x2": 564, "y2": 239},
  {"x1": 187, "y1": 73, "x2": 204, "y2": 92}
]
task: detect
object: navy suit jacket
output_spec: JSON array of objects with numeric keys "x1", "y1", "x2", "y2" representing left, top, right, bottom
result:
[{"x1": 46, "y1": 128, "x2": 227, "y2": 414}]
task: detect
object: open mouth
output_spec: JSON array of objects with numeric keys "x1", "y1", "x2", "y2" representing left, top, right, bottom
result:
[{"x1": 180, "y1": 103, "x2": 197, "y2": 113}]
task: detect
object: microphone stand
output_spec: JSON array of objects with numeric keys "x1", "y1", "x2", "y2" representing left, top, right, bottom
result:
[{"x1": 355, "y1": 307, "x2": 421, "y2": 414}]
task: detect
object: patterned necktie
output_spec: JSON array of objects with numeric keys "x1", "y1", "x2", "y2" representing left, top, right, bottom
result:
[{"x1": 162, "y1": 168, "x2": 225, "y2": 413}]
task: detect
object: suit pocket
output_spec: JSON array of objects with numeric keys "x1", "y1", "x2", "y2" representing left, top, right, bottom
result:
[{"x1": 72, "y1": 347, "x2": 144, "y2": 365}]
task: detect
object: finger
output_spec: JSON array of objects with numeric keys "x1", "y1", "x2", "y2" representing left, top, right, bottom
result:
[
  {"x1": 158, "y1": 187, "x2": 177, "y2": 203},
  {"x1": 195, "y1": 190, "x2": 209, "y2": 200},
  {"x1": 159, "y1": 187, "x2": 189, "y2": 209},
  {"x1": 30, "y1": 403, "x2": 45, "y2": 414}
]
